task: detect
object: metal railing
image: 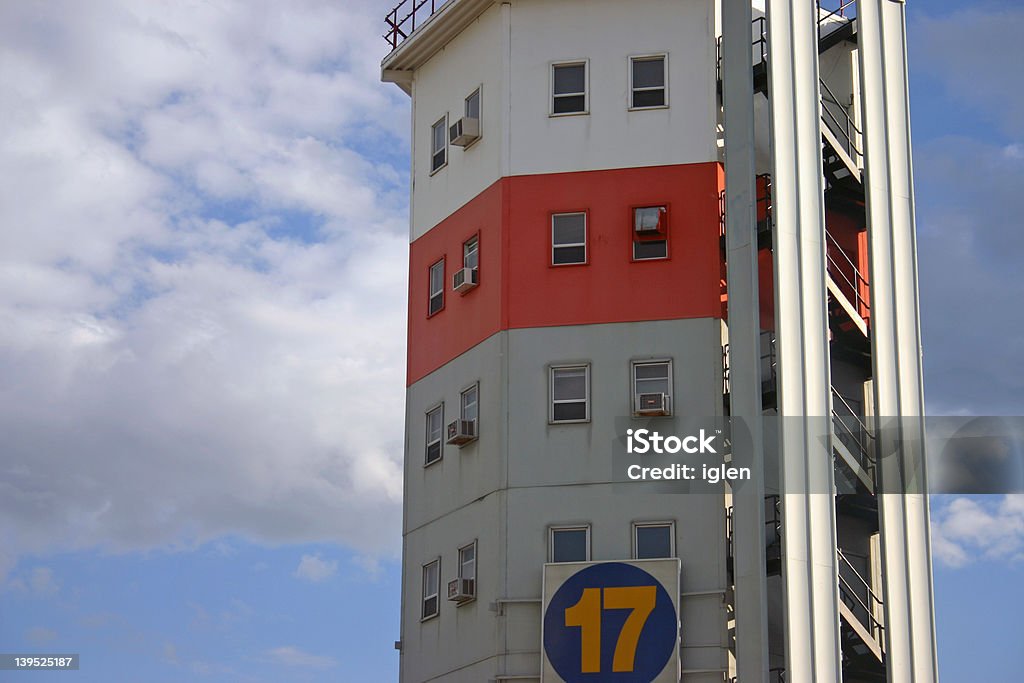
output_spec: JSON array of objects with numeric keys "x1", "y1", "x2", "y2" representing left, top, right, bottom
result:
[
  {"x1": 384, "y1": 0, "x2": 443, "y2": 50},
  {"x1": 818, "y1": 0, "x2": 859, "y2": 40},
  {"x1": 838, "y1": 549, "x2": 885, "y2": 639},
  {"x1": 726, "y1": 494, "x2": 782, "y2": 573},
  {"x1": 820, "y1": 77, "x2": 862, "y2": 159},
  {"x1": 830, "y1": 387, "x2": 875, "y2": 477},
  {"x1": 715, "y1": 16, "x2": 767, "y2": 84},
  {"x1": 719, "y1": 174, "x2": 773, "y2": 239},
  {"x1": 722, "y1": 331, "x2": 778, "y2": 401},
  {"x1": 825, "y1": 230, "x2": 870, "y2": 318}
]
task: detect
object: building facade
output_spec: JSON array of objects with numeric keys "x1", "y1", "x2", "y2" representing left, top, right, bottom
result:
[{"x1": 382, "y1": 1, "x2": 937, "y2": 682}]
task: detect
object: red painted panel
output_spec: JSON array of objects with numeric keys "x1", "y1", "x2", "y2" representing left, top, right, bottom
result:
[
  {"x1": 407, "y1": 181, "x2": 505, "y2": 385},
  {"x1": 407, "y1": 164, "x2": 726, "y2": 385},
  {"x1": 505, "y1": 164, "x2": 724, "y2": 330}
]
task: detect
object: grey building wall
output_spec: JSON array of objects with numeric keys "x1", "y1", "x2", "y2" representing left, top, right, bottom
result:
[{"x1": 400, "y1": 318, "x2": 730, "y2": 682}]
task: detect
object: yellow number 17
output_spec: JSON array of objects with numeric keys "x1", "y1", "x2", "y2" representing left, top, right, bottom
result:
[{"x1": 563, "y1": 586, "x2": 657, "y2": 673}]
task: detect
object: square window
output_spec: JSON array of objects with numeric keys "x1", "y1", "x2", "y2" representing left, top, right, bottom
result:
[
  {"x1": 425, "y1": 404, "x2": 443, "y2": 466},
  {"x1": 461, "y1": 383, "x2": 478, "y2": 424},
  {"x1": 422, "y1": 559, "x2": 440, "y2": 620},
  {"x1": 634, "y1": 522, "x2": 675, "y2": 559},
  {"x1": 633, "y1": 205, "x2": 669, "y2": 261},
  {"x1": 630, "y1": 55, "x2": 667, "y2": 109},
  {"x1": 550, "y1": 365, "x2": 590, "y2": 423},
  {"x1": 428, "y1": 259, "x2": 445, "y2": 316},
  {"x1": 552, "y1": 62, "x2": 587, "y2": 115},
  {"x1": 463, "y1": 235, "x2": 479, "y2": 271},
  {"x1": 552, "y1": 212, "x2": 587, "y2": 265},
  {"x1": 465, "y1": 88, "x2": 481, "y2": 121},
  {"x1": 632, "y1": 360, "x2": 673, "y2": 415},
  {"x1": 431, "y1": 116, "x2": 447, "y2": 172},
  {"x1": 549, "y1": 526, "x2": 590, "y2": 563}
]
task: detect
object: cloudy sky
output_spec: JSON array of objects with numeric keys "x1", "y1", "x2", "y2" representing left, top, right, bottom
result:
[{"x1": 0, "y1": 1, "x2": 1021, "y2": 681}]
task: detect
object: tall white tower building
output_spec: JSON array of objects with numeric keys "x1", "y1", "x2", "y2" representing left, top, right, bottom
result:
[{"x1": 381, "y1": 2, "x2": 938, "y2": 682}]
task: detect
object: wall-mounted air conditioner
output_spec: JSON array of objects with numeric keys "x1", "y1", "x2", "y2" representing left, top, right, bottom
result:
[
  {"x1": 634, "y1": 206, "x2": 667, "y2": 234},
  {"x1": 446, "y1": 419, "x2": 478, "y2": 446},
  {"x1": 453, "y1": 267, "x2": 479, "y2": 293},
  {"x1": 447, "y1": 578, "x2": 475, "y2": 602},
  {"x1": 636, "y1": 393, "x2": 671, "y2": 416},
  {"x1": 449, "y1": 117, "x2": 480, "y2": 147}
]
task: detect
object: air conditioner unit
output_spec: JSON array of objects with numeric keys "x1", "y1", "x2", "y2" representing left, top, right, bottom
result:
[
  {"x1": 636, "y1": 393, "x2": 671, "y2": 416},
  {"x1": 446, "y1": 419, "x2": 477, "y2": 445},
  {"x1": 449, "y1": 117, "x2": 480, "y2": 147},
  {"x1": 447, "y1": 578, "x2": 475, "y2": 602},
  {"x1": 634, "y1": 206, "x2": 666, "y2": 234},
  {"x1": 452, "y1": 267, "x2": 478, "y2": 293}
]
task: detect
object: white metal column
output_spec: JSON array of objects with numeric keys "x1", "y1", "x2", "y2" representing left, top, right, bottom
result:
[
  {"x1": 765, "y1": 1, "x2": 842, "y2": 681},
  {"x1": 722, "y1": 0, "x2": 769, "y2": 680},
  {"x1": 857, "y1": 2, "x2": 939, "y2": 682}
]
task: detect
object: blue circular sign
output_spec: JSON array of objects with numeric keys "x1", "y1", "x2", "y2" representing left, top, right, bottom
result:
[{"x1": 543, "y1": 562, "x2": 677, "y2": 682}]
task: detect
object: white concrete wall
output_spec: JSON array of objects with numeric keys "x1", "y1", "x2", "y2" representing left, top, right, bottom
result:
[
  {"x1": 508, "y1": 0, "x2": 718, "y2": 177},
  {"x1": 411, "y1": 2, "x2": 506, "y2": 241},
  {"x1": 409, "y1": 0, "x2": 720, "y2": 240}
]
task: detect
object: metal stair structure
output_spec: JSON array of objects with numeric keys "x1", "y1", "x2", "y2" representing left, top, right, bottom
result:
[{"x1": 718, "y1": 4, "x2": 887, "y2": 681}]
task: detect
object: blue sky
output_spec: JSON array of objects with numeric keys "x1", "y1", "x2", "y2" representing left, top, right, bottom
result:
[{"x1": 0, "y1": 1, "x2": 1021, "y2": 682}]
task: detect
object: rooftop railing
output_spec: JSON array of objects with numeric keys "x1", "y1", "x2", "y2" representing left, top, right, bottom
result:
[{"x1": 384, "y1": 0, "x2": 444, "y2": 51}]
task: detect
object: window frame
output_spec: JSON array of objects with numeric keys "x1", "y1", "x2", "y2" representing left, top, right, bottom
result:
[
  {"x1": 428, "y1": 258, "x2": 445, "y2": 317},
  {"x1": 631, "y1": 359, "x2": 674, "y2": 415},
  {"x1": 550, "y1": 60, "x2": 589, "y2": 117},
  {"x1": 463, "y1": 234, "x2": 480, "y2": 272},
  {"x1": 424, "y1": 403, "x2": 444, "y2": 467},
  {"x1": 421, "y1": 558, "x2": 441, "y2": 621},
  {"x1": 551, "y1": 211, "x2": 588, "y2": 266},
  {"x1": 628, "y1": 54, "x2": 669, "y2": 111},
  {"x1": 458, "y1": 540, "x2": 477, "y2": 581},
  {"x1": 632, "y1": 521, "x2": 676, "y2": 559},
  {"x1": 464, "y1": 87, "x2": 482, "y2": 147},
  {"x1": 430, "y1": 115, "x2": 448, "y2": 174},
  {"x1": 548, "y1": 525, "x2": 591, "y2": 563},
  {"x1": 631, "y1": 204, "x2": 670, "y2": 262},
  {"x1": 549, "y1": 364, "x2": 591, "y2": 424},
  {"x1": 460, "y1": 382, "x2": 479, "y2": 425}
]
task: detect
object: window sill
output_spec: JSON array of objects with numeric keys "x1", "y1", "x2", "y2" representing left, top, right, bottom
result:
[
  {"x1": 424, "y1": 456, "x2": 443, "y2": 469},
  {"x1": 549, "y1": 111, "x2": 589, "y2": 118},
  {"x1": 628, "y1": 105, "x2": 670, "y2": 112},
  {"x1": 420, "y1": 613, "x2": 439, "y2": 623},
  {"x1": 429, "y1": 162, "x2": 448, "y2": 177},
  {"x1": 631, "y1": 256, "x2": 670, "y2": 263},
  {"x1": 549, "y1": 418, "x2": 591, "y2": 425}
]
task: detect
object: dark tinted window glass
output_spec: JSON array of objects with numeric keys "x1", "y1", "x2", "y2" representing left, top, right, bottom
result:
[
  {"x1": 553, "y1": 64, "x2": 585, "y2": 94},
  {"x1": 633, "y1": 89, "x2": 666, "y2": 108},
  {"x1": 633, "y1": 239, "x2": 668, "y2": 260},
  {"x1": 632, "y1": 57, "x2": 665, "y2": 89},
  {"x1": 636, "y1": 525, "x2": 673, "y2": 559},
  {"x1": 552, "y1": 528, "x2": 588, "y2": 562}
]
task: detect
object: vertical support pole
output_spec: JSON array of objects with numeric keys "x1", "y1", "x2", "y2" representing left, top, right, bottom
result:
[
  {"x1": 765, "y1": 1, "x2": 842, "y2": 681},
  {"x1": 721, "y1": 1, "x2": 769, "y2": 681},
  {"x1": 857, "y1": 2, "x2": 939, "y2": 682}
]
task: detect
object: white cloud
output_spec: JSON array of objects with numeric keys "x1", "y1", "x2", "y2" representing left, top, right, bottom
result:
[
  {"x1": 5, "y1": 566, "x2": 60, "y2": 596},
  {"x1": 0, "y1": 0, "x2": 410, "y2": 577},
  {"x1": 931, "y1": 495, "x2": 1024, "y2": 568},
  {"x1": 265, "y1": 646, "x2": 338, "y2": 669},
  {"x1": 294, "y1": 554, "x2": 338, "y2": 582}
]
